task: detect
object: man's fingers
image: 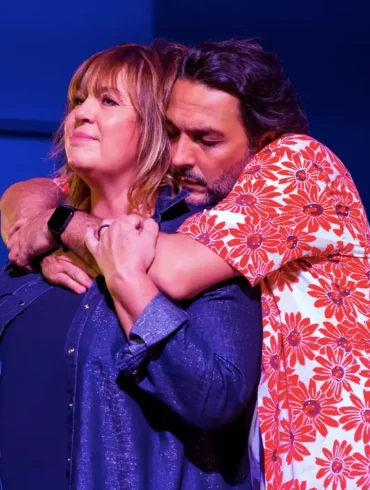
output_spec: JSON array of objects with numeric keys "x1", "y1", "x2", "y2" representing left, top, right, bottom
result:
[
  {"x1": 41, "y1": 257, "x2": 93, "y2": 293},
  {"x1": 6, "y1": 232, "x2": 18, "y2": 251},
  {"x1": 8, "y1": 220, "x2": 24, "y2": 240},
  {"x1": 8, "y1": 244, "x2": 19, "y2": 263},
  {"x1": 15, "y1": 250, "x2": 31, "y2": 268},
  {"x1": 85, "y1": 227, "x2": 99, "y2": 257},
  {"x1": 51, "y1": 273, "x2": 87, "y2": 294},
  {"x1": 55, "y1": 260, "x2": 94, "y2": 290}
]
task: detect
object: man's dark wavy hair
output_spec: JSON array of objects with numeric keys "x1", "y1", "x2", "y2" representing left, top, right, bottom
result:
[{"x1": 178, "y1": 39, "x2": 309, "y2": 150}]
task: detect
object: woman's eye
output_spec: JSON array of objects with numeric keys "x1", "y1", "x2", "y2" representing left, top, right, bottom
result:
[
  {"x1": 102, "y1": 96, "x2": 118, "y2": 106},
  {"x1": 73, "y1": 97, "x2": 84, "y2": 106}
]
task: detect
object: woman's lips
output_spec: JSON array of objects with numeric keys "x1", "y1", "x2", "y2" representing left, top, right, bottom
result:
[{"x1": 70, "y1": 131, "x2": 97, "y2": 142}]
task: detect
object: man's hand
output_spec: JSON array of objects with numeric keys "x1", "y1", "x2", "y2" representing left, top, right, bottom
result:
[
  {"x1": 85, "y1": 215, "x2": 159, "y2": 283},
  {"x1": 41, "y1": 250, "x2": 96, "y2": 294},
  {"x1": 7, "y1": 209, "x2": 56, "y2": 269},
  {"x1": 0, "y1": 177, "x2": 65, "y2": 244}
]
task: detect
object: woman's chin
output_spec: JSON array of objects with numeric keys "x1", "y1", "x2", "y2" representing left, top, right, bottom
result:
[{"x1": 68, "y1": 159, "x2": 98, "y2": 175}]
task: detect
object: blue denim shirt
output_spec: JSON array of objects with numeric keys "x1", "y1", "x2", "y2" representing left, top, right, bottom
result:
[{"x1": 0, "y1": 189, "x2": 262, "y2": 490}]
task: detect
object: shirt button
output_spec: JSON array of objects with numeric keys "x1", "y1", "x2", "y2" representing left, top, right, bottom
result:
[
  {"x1": 83, "y1": 304, "x2": 90, "y2": 309},
  {"x1": 18, "y1": 300, "x2": 25, "y2": 307},
  {"x1": 68, "y1": 348, "x2": 75, "y2": 355},
  {"x1": 69, "y1": 403, "x2": 73, "y2": 408},
  {"x1": 132, "y1": 370, "x2": 138, "y2": 376}
]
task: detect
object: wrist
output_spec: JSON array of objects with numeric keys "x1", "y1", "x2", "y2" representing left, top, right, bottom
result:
[
  {"x1": 107, "y1": 271, "x2": 159, "y2": 335},
  {"x1": 107, "y1": 269, "x2": 156, "y2": 297},
  {"x1": 47, "y1": 204, "x2": 78, "y2": 250},
  {"x1": 43, "y1": 209, "x2": 58, "y2": 247}
]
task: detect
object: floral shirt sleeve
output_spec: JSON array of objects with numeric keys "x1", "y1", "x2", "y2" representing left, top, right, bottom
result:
[
  {"x1": 178, "y1": 134, "x2": 368, "y2": 286},
  {"x1": 178, "y1": 134, "x2": 370, "y2": 489},
  {"x1": 53, "y1": 175, "x2": 70, "y2": 195}
]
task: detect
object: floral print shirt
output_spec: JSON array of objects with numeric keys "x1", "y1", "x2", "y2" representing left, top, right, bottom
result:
[{"x1": 178, "y1": 134, "x2": 370, "y2": 490}]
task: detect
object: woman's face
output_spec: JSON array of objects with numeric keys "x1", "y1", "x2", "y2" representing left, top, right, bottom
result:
[{"x1": 64, "y1": 68, "x2": 141, "y2": 183}]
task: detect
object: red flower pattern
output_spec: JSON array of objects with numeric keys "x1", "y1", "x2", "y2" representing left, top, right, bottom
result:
[
  {"x1": 278, "y1": 151, "x2": 320, "y2": 194},
  {"x1": 289, "y1": 377, "x2": 339, "y2": 437},
  {"x1": 316, "y1": 440, "x2": 354, "y2": 490},
  {"x1": 313, "y1": 346, "x2": 361, "y2": 399},
  {"x1": 280, "y1": 312, "x2": 319, "y2": 367},
  {"x1": 350, "y1": 443, "x2": 370, "y2": 490},
  {"x1": 216, "y1": 180, "x2": 281, "y2": 223},
  {"x1": 281, "y1": 186, "x2": 340, "y2": 233},
  {"x1": 339, "y1": 390, "x2": 370, "y2": 444},
  {"x1": 178, "y1": 134, "x2": 370, "y2": 487},
  {"x1": 279, "y1": 416, "x2": 315, "y2": 464},
  {"x1": 308, "y1": 277, "x2": 368, "y2": 322},
  {"x1": 277, "y1": 226, "x2": 317, "y2": 263}
]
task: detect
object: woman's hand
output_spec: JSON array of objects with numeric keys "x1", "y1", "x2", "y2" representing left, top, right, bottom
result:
[
  {"x1": 84, "y1": 215, "x2": 160, "y2": 335},
  {"x1": 84, "y1": 215, "x2": 159, "y2": 283}
]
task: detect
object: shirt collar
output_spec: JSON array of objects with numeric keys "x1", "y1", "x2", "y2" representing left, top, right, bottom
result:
[{"x1": 152, "y1": 186, "x2": 189, "y2": 222}]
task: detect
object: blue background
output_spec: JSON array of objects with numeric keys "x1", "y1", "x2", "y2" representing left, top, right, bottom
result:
[{"x1": 1, "y1": 0, "x2": 369, "y2": 261}]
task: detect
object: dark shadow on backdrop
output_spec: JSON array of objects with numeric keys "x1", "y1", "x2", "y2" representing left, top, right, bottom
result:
[{"x1": 154, "y1": 0, "x2": 370, "y2": 213}]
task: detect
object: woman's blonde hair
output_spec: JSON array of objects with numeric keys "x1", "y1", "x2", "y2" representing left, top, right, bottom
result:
[{"x1": 55, "y1": 41, "x2": 187, "y2": 215}]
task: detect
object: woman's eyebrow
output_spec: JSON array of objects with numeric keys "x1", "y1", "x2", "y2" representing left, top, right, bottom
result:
[{"x1": 99, "y1": 86, "x2": 122, "y2": 97}]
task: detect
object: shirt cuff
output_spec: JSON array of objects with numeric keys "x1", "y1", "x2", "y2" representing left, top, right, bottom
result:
[{"x1": 116, "y1": 293, "x2": 188, "y2": 376}]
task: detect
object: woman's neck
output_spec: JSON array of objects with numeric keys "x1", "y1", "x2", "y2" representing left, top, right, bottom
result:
[{"x1": 89, "y1": 181, "x2": 131, "y2": 219}]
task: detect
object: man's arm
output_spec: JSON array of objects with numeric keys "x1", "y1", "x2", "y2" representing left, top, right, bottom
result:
[
  {"x1": 1, "y1": 177, "x2": 102, "y2": 270},
  {"x1": 0, "y1": 178, "x2": 63, "y2": 243},
  {"x1": 149, "y1": 232, "x2": 240, "y2": 300}
]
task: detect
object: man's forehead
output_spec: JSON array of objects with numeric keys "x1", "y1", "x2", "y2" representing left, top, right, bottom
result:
[{"x1": 167, "y1": 79, "x2": 240, "y2": 125}]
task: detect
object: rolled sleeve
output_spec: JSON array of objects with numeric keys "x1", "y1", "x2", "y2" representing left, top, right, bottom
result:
[
  {"x1": 117, "y1": 293, "x2": 188, "y2": 375},
  {"x1": 117, "y1": 279, "x2": 262, "y2": 430}
]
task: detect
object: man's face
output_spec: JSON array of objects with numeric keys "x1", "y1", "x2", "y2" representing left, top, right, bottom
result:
[{"x1": 166, "y1": 79, "x2": 251, "y2": 205}]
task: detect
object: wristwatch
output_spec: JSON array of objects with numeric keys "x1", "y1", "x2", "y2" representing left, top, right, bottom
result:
[{"x1": 47, "y1": 204, "x2": 77, "y2": 249}]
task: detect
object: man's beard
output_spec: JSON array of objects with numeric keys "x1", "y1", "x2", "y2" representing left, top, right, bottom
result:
[{"x1": 172, "y1": 155, "x2": 251, "y2": 206}]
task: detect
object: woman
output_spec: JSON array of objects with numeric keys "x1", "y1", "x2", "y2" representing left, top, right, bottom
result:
[{"x1": 0, "y1": 42, "x2": 261, "y2": 490}]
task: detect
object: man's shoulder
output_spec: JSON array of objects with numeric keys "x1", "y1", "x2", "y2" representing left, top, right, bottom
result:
[
  {"x1": 53, "y1": 174, "x2": 70, "y2": 195},
  {"x1": 268, "y1": 133, "x2": 339, "y2": 161}
]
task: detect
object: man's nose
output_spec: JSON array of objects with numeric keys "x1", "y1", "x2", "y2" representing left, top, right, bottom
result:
[{"x1": 171, "y1": 136, "x2": 196, "y2": 169}]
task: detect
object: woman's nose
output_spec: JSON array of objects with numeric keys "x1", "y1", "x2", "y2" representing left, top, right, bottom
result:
[{"x1": 74, "y1": 98, "x2": 96, "y2": 124}]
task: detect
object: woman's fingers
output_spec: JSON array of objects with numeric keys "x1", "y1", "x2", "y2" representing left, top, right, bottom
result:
[
  {"x1": 85, "y1": 227, "x2": 99, "y2": 257},
  {"x1": 142, "y1": 219, "x2": 159, "y2": 246}
]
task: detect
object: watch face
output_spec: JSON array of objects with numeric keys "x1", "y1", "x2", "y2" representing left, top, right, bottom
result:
[{"x1": 48, "y1": 205, "x2": 75, "y2": 233}]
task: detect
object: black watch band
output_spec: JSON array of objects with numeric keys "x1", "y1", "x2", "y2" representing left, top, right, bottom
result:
[{"x1": 47, "y1": 204, "x2": 77, "y2": 249}]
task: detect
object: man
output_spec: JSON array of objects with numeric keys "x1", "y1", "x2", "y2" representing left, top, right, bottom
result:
[
  {"x1": 3, "y1": 39, "x2": 369, "y2": 489},
  {"x1": 122, "y1": 41, "x2": 370, "y2": 490}
]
